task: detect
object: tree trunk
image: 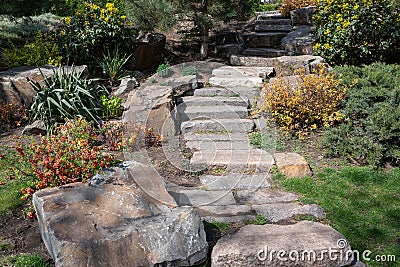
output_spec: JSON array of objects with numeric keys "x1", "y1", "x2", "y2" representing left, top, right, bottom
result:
[{"x1": 200, "y1": 25, "x2": 209, "y2": 59}]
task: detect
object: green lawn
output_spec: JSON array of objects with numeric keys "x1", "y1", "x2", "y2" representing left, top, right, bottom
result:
[{"x1": 275, "y1": 167, "x2": 400, "y2": 267}]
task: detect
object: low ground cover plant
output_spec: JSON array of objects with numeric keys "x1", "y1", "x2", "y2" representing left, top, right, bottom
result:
[
  {"x1": 0, "y1": 101, "x2": 29, "y2": 132},
  {"x1": 258, "y1": 67, "x2": 347, "y2": 136},
  {"x1": 324, "y1": 63, "x2": 400, "y2": 166}
]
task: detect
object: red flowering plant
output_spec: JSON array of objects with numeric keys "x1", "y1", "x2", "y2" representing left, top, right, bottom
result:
[{"x1": 16, "y1": 118, "x2": 119, "y2": 202}]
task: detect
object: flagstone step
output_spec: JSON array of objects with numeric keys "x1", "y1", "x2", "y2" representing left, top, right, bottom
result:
[
  {"x1": 254, "y1": 24, "x2": 292, "y2": 32},
  {"x1": 196, "y1": 205, "x2": 256, "y2": 223},
  {"x1": 183, "y1": 132, "x2": 249, "y2": 142},
  {"x1": 243, "y1": 48, "x2": 289, "y2": 57},
  {"x1": 181, "y1": 119, "x2": 255, "y2": 134},
  {"x1": 211, "y1": 66, "x2": 275, "y2": 79},
  {"x1": 199, "y1": 173, "x2": 272, "y2": 190},
  {"x1": 192, "y1": 87, "x2": 260, "y2": 99},
  {"x1": 243, "y1": 32, "x2": 288, "y2": 48},
  {"x1": 177, "y1": 105, "x2": 248, "y2": 121},
  {"x1": 176, "y1": 96, "x2": 249, "y2": 107},
  {"x1": 236, "y1": 189, "x2": 299, "y2": 205},
  {"x1": 167, "y1": 189, "x2": 236, "y2": 207}
]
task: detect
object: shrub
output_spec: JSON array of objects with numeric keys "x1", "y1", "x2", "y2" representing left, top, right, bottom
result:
[
  {"x1": 279, "y1": 0, "x2": 317, "y2": 16},
  {"x1": 1, "y1": 31, "x2": 62, "y2": 69},
  {"x1": 59, "y1": 2, "x2": 136, "y2": 65},
  {"x1": 0, "y1": 101, "x2": 29, "y2": 131},
  {"x1": 29, "y1": 66, "x2": 108, "y2": 131},
  {"x1": 259, "y1": 67, "x2": 347, "y2": 136},
  {"x1": 313, "y1": 0, "x2": 400, "y2": 65},
  {"x1": 16, "y1": 118, "x2": 117, "y2": 201},
  {"x1": 181, "y1": 65, "x2": 198, "y2": 76},
  {"x1": 97, "y1": 49, "x2": 131, "y2": 85},
  {"x1": 157, "y1": 63, "x2": 172, "y2": 78},
  {"x1": 324, "y1": 63, "x2": 400, "y2": 166},
  {"x1": 101, "y1": 95, "x2": 123, "y2": 119}
]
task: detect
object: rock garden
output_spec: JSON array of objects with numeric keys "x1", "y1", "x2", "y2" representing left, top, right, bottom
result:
[{"x1": 0, "y1": 0, "x2": 399, "y2": 266}]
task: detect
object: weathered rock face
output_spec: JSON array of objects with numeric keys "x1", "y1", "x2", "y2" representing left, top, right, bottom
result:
[
  {"x1": 134, "y1": 33, "x2": 166, "y2": 71},
  {"x1": 211, "y1": 221, "x2": 353, "y2": 267},
  {"x1": 0, "y1": 65, "x2": 87, "y2": 106},
  {"x1": 33, "y1": 161, "x2": 208, "y2": 267},
  {"x1": 290, "y1": 6, "x2": 317, "y2": 26},
  {"x1": 281, "y1": 25, "x2": 315, "y2": 55}
]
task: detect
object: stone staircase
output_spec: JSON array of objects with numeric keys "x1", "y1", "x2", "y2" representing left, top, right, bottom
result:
[{"x1": 167, "y1": 66, "x2": 325, "y2": 224}]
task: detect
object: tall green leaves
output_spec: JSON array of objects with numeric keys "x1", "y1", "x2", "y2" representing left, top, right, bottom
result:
[{"x1": 30, "y1": 66, "x2": 108, "y2": 131}]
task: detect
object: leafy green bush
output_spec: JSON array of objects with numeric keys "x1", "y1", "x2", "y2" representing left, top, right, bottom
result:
[
  {"x1": 1, "y1": 31, "x2": 62, "y2": 69},
  {"x1": 313, "y1": 0, "x2": 400, "y2": 65},
  {"x1": 256, "y1": 1, "x2": 282, "y2": 12},
  {"x1": 98, "y1": 49, "x2": 131, "y2": 85},
  {"x1": 59, "y1": 2, "x2": 136, "y2": 65},
  {"x1": 29, "y1": 66, "x2": 108, "y2": 130},
  {"x1": 181, "y1": 65, "x2": 198, "y2": 76},
  {"x1": 324, "y1": 63, "x2": 400, "y2": 166},
  {"x1": 157, "y1": 63, "x2": 172, "y2": 78},
  {"x1": 101, "y1": 95, "x2": 123, "y2": 119}
]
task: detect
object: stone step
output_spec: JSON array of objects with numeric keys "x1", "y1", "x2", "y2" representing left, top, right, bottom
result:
[
  {"x1": 256, "y1": 11, "x2": 284, "y2": 20},
  {"x1": 176, "y1": 96, "x2": 249, "y2": 108},
  {"x1": 177, "y1": 105, "x2": 248, "y2": 120},
  {"x1": 196, "y1": 205, "x2": 256, "y2": 223},
  {"x1": 181, "y1": 119, "x2": 255, "y2": 134},
  {"x1": 243, "y1": 48, "x2": 289, "y2": 57},
  {"x1": 199, "y1": 173, "x2": 272, "y2": 190},
  {"x1": 255, "y1": 18, "x2": 291, "y2": 25},
  {"x1": 254, "y1": 24, "x2": 292, "y2": 32},
  {"x1": 211, "y1": 66, "x2": 275, "y2": 79},
  {"x1": 243, "y1": 32, "x2": 288, "y2": 48},
  {"x1": 167, "y1": 189, "x2": 236, "y2": 206},
  {"x1": 236, "y1": 189, "x2": 298, "y2": 205},
  {"x1": 190, "y1": 149, "x2": 275, "y2": 171},
  {"x1": 185, "y1": 140, "x2": 251, "y2": 151},
  {"x1": 209, "y1": 76, "x2": 263, "y2": 88},
  {"x1": 192, "y1": 87, "x2": 260, "y2": 99},
  {"x1": 252, "y1": 203, "x2": 326, "y2": 223},
  {"x1": 183, "y1": 132, "x2": 249, "y2": 142}
]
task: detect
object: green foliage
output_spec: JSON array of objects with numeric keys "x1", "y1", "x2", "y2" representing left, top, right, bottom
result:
[
  {"x1": 324, "y1": 63, "x2": 400, "y2": 166},
  {"x1": 276, "y1": 167, "x2": 400, "y2": 267},
  {"x1": 98, "y1": 49, "x2": 131, "y2": 84},
  {"x1": 59, "y1": 2, "x2": 136, "y2": 65},
  {"x1": 1, "y1": 31, "x2": 62, "y2": 69},
  {"x1": 0, "y1": 253, "x2": 50, "y2": 267},
  {"x1": 256, "y1": 1, "x2": 282, "y2": 12},
  {"x1": 313, "y1": 0, "x2": 400, "y2": 65},
  {"x1": 245, "y1": 215, "x2": 268, "y2": 225},
  {"x1": 29, "y1": 66, "x2": 108, "y2": 131},
  {"x1": 249, "y1": 132, "x2": 285, "y2": 151},
  {"x1": 203, "y1": 221, "x2": 230, "y2": 234},
  {"x1": 125, "y1": 0, "x2": 177, "y2": 32},
  {"x1": 181, "y1": 65, "x2": 198, "y2": 76},
  {"x1": 101, "y1": 95, "x2": 123, "y2": 119},
  {"x1": 17, "y1": 118, "x2": 117, "y2": 201},
  {"x1": 157, "y1": 63, "x2": 172, "y2": 78}
]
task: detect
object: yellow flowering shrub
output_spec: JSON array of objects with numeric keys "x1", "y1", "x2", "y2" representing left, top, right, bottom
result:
[
  {"x1": 258, "y1": 67, "x2": 347, "y2": 135},
  {"x1": 279, "y1": 0, "x2": 317, "y2": 16},
  {"x1": 313, "y1": 0, "x2": 400, "y2": 65},
  {"x1": 59, "y1": 2, "x2": 136, "y2": 65}
]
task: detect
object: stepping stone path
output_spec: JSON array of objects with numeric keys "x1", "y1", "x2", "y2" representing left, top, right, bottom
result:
[{"x1": 168, "y1": 65, "x2": 325, "y2": 225}]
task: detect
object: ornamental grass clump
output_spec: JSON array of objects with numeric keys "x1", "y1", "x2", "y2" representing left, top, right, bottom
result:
[{"x1": 259, "y1": 67, "x2": 347, "y2": 136}]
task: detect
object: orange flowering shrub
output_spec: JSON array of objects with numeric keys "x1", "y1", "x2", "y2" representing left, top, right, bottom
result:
[{"x1": 279, "y1": 0, "x2": 317, "y2": 16}]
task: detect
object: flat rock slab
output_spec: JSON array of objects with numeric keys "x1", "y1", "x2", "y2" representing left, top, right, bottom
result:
[
  {"x1": 252, "y1": 203, "x2": 325, "y2": 223},
  {"x1": 185, "y1": 140, "x2": 251, "y2": 151},
  {"x1": 191, "y1": 149, "x2": 275, "y2": 171},
  {"x1": 209, "y1": 77, "x2": 264, "y2": 88},
  {"x1": 177, "y1": 105, "x2": 248, "y2": 120},
  {"x1": 181, "y1": 119, "x2": 255, "y2": 134},
  {"x1": 33, "y1": 162, "x2": 207, "y2": 266},
  {"x1": 193, "y1": 87, "x2": 260, "y2": 99},
  {"x1": 212, "y1": 221, "x2": 353, "y2": 267},
  {"x1": 196, "y1": 205, "x2": 256, "y2": 223},
  {"x1": 183, "y1": 133, "x2": 249, "y2": 142},
  {"x1": 274, "y1": 152, "x2": 312, "y2": 178},
  {"x1": 200, "y1": 174, "x2": 272, "y2": 190},
  {"x1": 243, "y1": 48, "x2": 288, "y2": 57},
  {"x1": 168, "y1": 189, "x2": 236, "y2": 207},
  {"x1": 243, "y1": 32, "x2": 288, "y2": 48},
  {"x1": 211, "y1": 66, "x2": 275, "y2": 79},
  {"x1": 176, "y1": 96, "x2": 249, "y2": 107},
  {"x1": 236, "y1": 189, "x2": 298, "y2": 205}
]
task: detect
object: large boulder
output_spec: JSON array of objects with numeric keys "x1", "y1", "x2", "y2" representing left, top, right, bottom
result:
[
  {"x1": 211, "y1": 221, "x2": 353, "y2": 267},
  {"x1": 0, "y1": 65, "x2": 87, "y2": 107},
  {"x1": 290, "y1": 6, "x2": 317, "y2": 26},
  {"x1": 281, "y1": 25, "x2": 316, "y2": 55},
  {"x1": 134, "y1": 33, "x2": 166, "y2": 71},
  {"x1": 33, "y1": 161, "x2": 208, "y2": 267}
]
